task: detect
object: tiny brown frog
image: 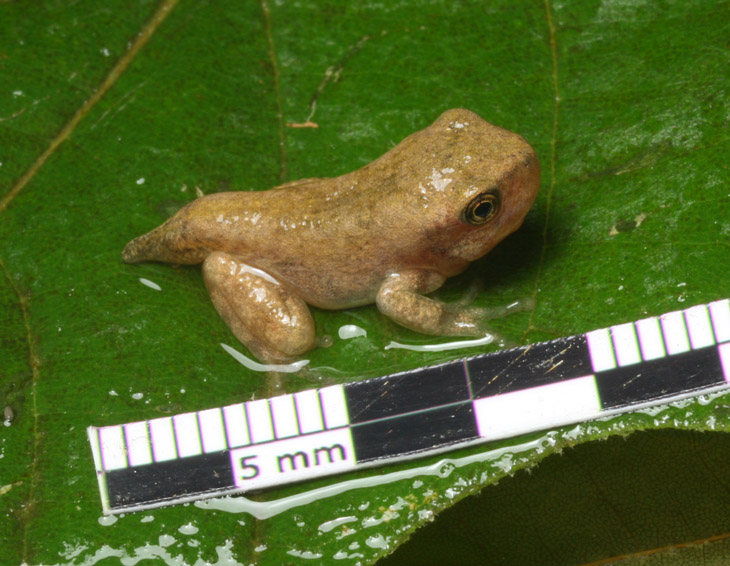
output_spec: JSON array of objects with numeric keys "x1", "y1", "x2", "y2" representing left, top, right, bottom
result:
[{"x1": 123, "y1": 109, "x2": 540, "y2": 363}]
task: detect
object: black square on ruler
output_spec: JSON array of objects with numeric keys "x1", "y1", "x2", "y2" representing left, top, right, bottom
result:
[
  {"x1": 345, "y1": 361, "x2": 469, "y2": 424},
  {"x1": 468, "y1": 335, "x2": 592, "y2": 398},
  {"x1": 595, "y1": 345, "x2": 725, "y2": 409},
  {"x1": 350, "y1": 403, "x2": 478, "y2": 462},
  {"x1": 105, "y1": 451, "x2": 233, "y2": 509}
]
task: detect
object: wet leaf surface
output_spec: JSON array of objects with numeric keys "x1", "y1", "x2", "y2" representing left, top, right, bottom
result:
[{"x1": 1, "y1": 1, "x2": 730, "y2": 564}]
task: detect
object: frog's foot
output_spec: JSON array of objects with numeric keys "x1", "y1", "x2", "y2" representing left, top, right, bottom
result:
[
  {"x1": 450, "y1": 279, "x2": 535, "y2": 315},
  {"x1": 461, "y1": 296, "x2": 536, "y2": 320},
  {"x1": 376, "y1": 270, "x2": 534, "y2": 337},
  {"x1": 202, "y1": 252, "x2": 316, "y2": 364}
]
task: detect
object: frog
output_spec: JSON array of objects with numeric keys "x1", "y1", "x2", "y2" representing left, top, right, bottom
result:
[{"x1": 122, "y1": 108, "x2": 540, "y2": 363}]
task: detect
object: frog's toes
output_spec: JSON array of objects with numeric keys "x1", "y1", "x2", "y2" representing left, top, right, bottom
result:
[
  {"x1": 451, "y1": 280, "x2": 483, "y2": 308},
  {"x1": 439, "y1": 296, "x2": 535, "y2": 337},
  {"x1": 474, "y1": 296, "x2": 536, "y2": 319}
]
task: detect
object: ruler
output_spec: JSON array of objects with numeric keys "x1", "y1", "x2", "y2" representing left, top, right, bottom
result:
[{"x1": 88, "y1": 299, "x2": 730, "y2": 514}]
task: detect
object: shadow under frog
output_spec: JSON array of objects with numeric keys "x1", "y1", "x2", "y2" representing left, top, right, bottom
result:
[{"x1": 122, "y1": 108, "x2": 540, "y2": 363}]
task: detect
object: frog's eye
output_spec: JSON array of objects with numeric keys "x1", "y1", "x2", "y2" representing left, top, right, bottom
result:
[{"x1": 463, "y1": 189, "x2": 501, "y2": 225}]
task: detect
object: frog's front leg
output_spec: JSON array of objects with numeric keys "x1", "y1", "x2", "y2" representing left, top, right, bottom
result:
[
  {"x1": 202, "y1": 252, "x2": 316, "y2": 363},
  {"x1": 375, "y1": 269, "x2": 527, "y2": 336}
]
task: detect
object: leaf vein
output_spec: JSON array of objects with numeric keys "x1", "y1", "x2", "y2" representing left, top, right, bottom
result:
[
  {"x1": 261, "y1": 0, "x2": 288, "y2": 183},
  {"x1": 0, "y1": 0, "x2": 179, "y2": 217},
  {"x1": 524, "y1": 0, "x2": 561, "y2": 341},
  {"x1": 0, "y1": 256, "x2": 40, "y2": 563}
]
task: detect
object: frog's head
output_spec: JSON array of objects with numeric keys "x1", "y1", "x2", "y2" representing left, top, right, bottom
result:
[{"x1": 374, "y1": 108, "x2": 540, "y2": 270}]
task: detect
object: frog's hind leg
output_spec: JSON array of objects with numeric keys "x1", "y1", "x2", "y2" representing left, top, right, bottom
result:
[{"x1": 202, "y1": 252, "x2": 316, "y2": 363}]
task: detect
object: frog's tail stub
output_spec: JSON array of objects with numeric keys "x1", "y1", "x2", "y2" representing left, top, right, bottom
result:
[
  {"x1": 121, "y1": 216, "x2": 208, "y2": 265},
  {"x1": 123, "y1": 193, "x2": 247, "y2": 265},
  {"x1": 121, "y1": 229, "x2": 165, "y2": 264}
]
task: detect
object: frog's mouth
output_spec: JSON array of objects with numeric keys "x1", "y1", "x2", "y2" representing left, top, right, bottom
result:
[{"x1": 450, "y1": 235, "x2": 503, "y2": 263}]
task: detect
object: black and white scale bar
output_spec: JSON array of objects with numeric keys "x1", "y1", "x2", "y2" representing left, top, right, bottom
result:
[{"x1": 88, "y1": 299, "x2": 730, "y2": 514}]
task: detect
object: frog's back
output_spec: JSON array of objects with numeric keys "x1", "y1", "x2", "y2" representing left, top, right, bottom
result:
[{"x1": 121, "y1": 174, "x2": 380, "y2": 267}]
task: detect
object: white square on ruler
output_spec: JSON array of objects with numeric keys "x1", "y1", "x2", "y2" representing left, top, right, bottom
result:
[
  {"x1": 474, "y1": 376, "x2": 601, "y2": 441},
  {"x1": 223, "y1": 403, "x2": 250, "y2": 448},
  {"x1": 710, "y1": 299, "x2": 730, "y2": 344},
  {"x1": 320, "y1": 385, "x2": 349, "y2": 429},
  {"x1": 229, "y1": 428, "x2": 356, "y2": 490},
  {"x1": 611, "y1": 323, "x2": 641, "y2": 367},
  {"x1": 247, "y1": 399, "x2": 274, "y2": 444},
  {"x1": 198, "y1": 408, "x2": 227, "y2": 453},
  {"x1": 295, "y1": 389, "x2": 324, "y2": 434},
  {"x1": 660, "y1": 310, "x2": 690, "y2": 355},
  {"x1": 586, "y1": 328, "x2": 616, "y2": 372},
  {"x1": 684, "y1": 304, "x2": 715, "y2": 349},
  {"x1": 124, "y1": 421, "x2": 152, "y2": 467},
  {"x1": 99, "y1": 426, "x2": 127, "y2": 471},
  {"x1": 635, "y1": 317, "x2": 666, "y2": 361},
  {"x1": 173, "y1": 412, "x2": 202, "y2": 458},
  {"x1": 149, "y1": 417, "x2": 177, "y2": 462},
  {"x1": 270, "y1": 394, "x2": 299, "y2": 439},
  {"x1": 719, "y1": 343, "x2": 730, "y2": 383}
]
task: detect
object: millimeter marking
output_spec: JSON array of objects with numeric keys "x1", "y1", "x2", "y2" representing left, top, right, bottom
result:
[{"x1": 88, "y1": 299, "x2": 730, "y2": 514}]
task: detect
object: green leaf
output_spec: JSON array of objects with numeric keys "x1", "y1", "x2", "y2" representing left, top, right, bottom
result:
[{"x1": 1, "y1": 0, "x2": 730, "y2": 565}]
